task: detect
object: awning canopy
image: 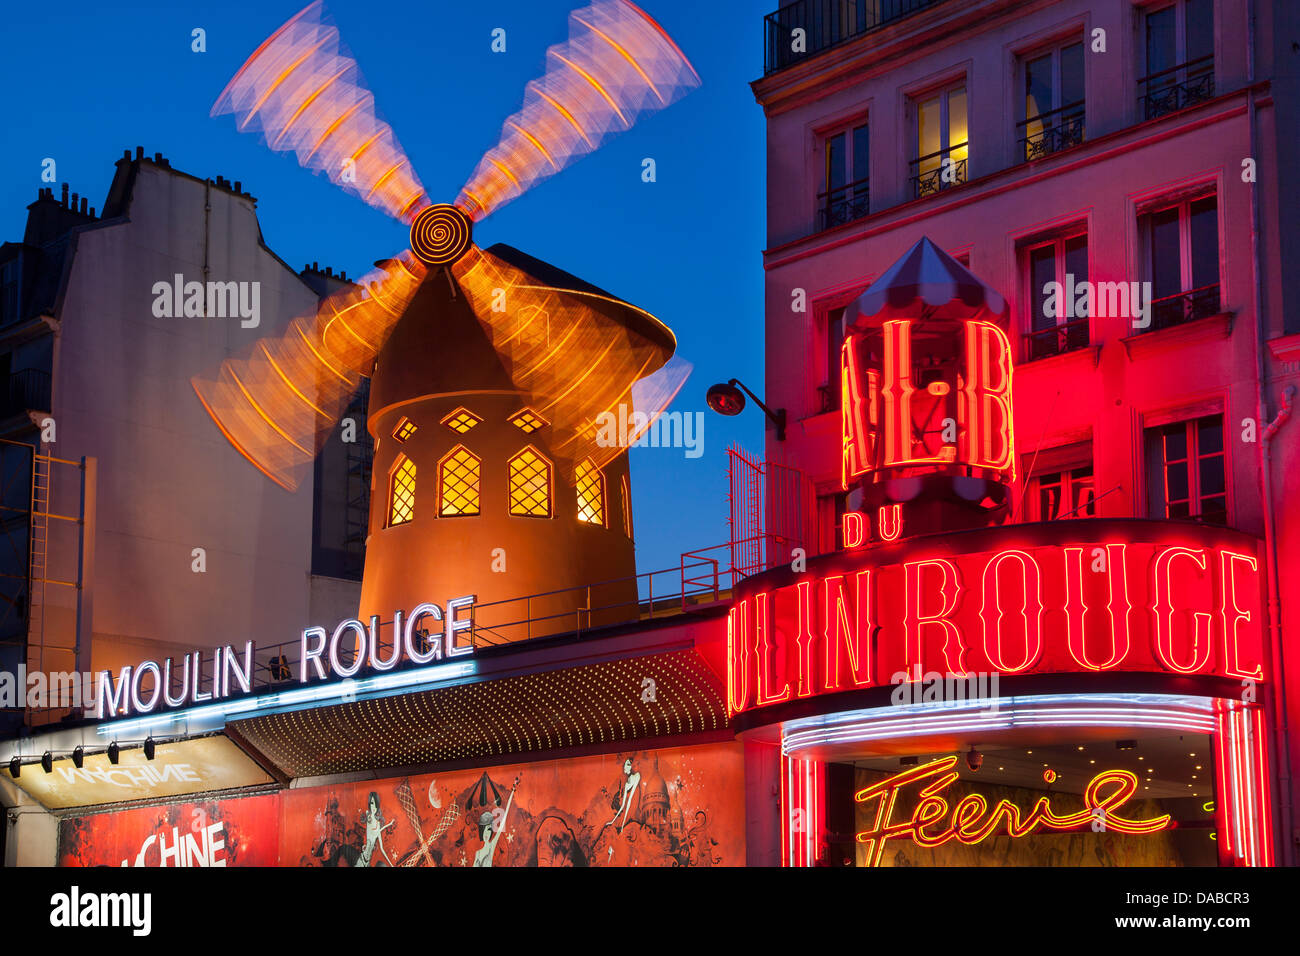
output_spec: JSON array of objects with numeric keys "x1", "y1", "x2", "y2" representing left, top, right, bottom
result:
[{"x1": 845, "y1": 236, "x2": 1010, "y2": 328}]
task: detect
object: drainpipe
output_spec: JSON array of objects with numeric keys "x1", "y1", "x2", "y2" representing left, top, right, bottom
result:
[{"x1": 1246, "y1": 0, "x2": 1294, "y2": 866}]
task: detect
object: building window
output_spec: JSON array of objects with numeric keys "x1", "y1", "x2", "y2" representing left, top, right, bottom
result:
[
  {"x1": 388, "y1": 455, "x2": 417, "y2": 526},
  {"x1": 441, "y1": 407, "x2": 480, "y2": 434},
  {"x1": 819, "y1": 122, "x2": 869, "y2": 231},
  {"x1": 510, "y1": 408, "x2": 548, "y2": 434},
  {"x1": 1019, "y1": 40, "x2": 1085, "y2": 161},
  {"x1": 1029, "y1": 466, "x2": 1096, "y2": 520},
  {"x1": 1145, "y1": 415, "x2": 1226, "y2": 524},
  {"x1": 0, "y1": 257, "x2": 20, "y2": 325},
  {"x1": 1140, "y1": 0, "x2": 1214, "y2": 120},
  {"x1": 575, "y1": 459, "x2": 606, "y2": 525},
  {"x1": 1022, "y1": 231, "x2": 1089, "y2": 360},
  {"x1": 820, "y1": 306, "x2": 848, "y2": 414},
  {"x1": 392, "y1": 416, "x2": 418, "y2": 442},
  {"x1": 910, "y1": 82, "x2": 967, "y2": 198},
  {"x1": 509, "y1": 447, "x2": 552, "y2": 517},
  {"x1": 1142, "y1": 193, "x2": 1220, "y2": 330},
  {"x1": 439, "y1": 445, "x2": 481, "y2": 516}
]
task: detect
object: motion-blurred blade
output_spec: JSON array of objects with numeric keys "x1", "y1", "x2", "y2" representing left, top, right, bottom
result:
[
  {"x1": 456, "y1": 0, "x2": 699, "y2": 221},
  {"x1": 213, "y1": 1, "x2": 430, "y2": 223},
  {"x1": 451, "y1": 245, "x2": 673, "y2": 470},
  {"x1": 193, "y1": 251, "x2": 427, "y2": 490},
  {"x1": 626, "y1": 354, "x2": 692, "y2": 445}
]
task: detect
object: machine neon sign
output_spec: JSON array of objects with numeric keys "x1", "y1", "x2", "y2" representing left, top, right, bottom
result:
[
  {"x1": 726, "y1": 526, "x2": 1265, "y2": 715},
  {"x1": 854, "y1": 755, "x2": 1171, "y2": 866}
]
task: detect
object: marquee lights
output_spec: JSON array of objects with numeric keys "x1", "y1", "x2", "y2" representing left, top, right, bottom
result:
[
  {"x1": 727, "y1": 527, "x2": 1265, "y2": 716},
  {"x1": 854, "y1": 755, "x2": 1171, "y2": 866}
]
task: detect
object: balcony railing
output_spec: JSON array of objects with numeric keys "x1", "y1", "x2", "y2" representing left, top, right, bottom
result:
[
  {"x1": 1, "y1": 369, "x2": 51, "y2": 419},
  {"x1": 1019, "y1": 101, "x2": 1086, "y2": 162},
  {"x1": 1023, "y1": 317, "x2": 1090, "y2": 362},
  {"x1": 909, "y1": 146, "x2": 967, "y2": 199},
  {"x1": 1146, "y1": 284, "x2": 1221, "y2": 332},
  {"x1": 763, "y1": 0, "x2": 951, "y2": 75},
  {"x1": 1139, "y1": 56, "x2": 1215, "y2": 121},
  {"x1": 817, "y1": 176, "x2": 870, "y2": 231}
]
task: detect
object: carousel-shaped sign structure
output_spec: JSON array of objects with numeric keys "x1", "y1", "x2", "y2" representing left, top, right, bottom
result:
[{"x1": 840, "y1": 237, "x2": 1016, "y2": 535}]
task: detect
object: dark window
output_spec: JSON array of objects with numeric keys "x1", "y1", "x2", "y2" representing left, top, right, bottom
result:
[
  {"x1": 820, "y1": 123, "x2": 870, "y2": 230},
  {"x1": 1020, "y1": 41, "x2": 1085, "y2": 161},
  {"x1": 1143, "y1": 194, "x2": 1220, "y2": 330},
  {"x1": 1145, "y1": 414, "x2": 1226, "y2": 524},
  {"x1": 1141, "y1": 0, "x2": 1215, "y2": 119},
  {"x1": 822, "y1": 306, "x2": 847, "y2": 413},
  {"x1": 1032, "y1": 465, "x2": 1096, "y2": 521},
  {"x1": 1022, "y1": 232, "x2": 1089, "y2": 360}
]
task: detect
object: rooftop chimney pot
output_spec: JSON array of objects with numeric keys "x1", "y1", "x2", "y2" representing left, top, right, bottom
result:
[{"x1": 136, "y1": 146, "x2": 144, "y2": 160}]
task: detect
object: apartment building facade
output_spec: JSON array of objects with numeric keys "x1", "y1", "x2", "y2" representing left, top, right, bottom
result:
[{"x1": 752, "y1": 0, "x2": 1298, "y2": 865}]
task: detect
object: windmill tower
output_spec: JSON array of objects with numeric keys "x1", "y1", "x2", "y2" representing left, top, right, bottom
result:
[{"x1": 192, "y1": 1, "x2": 698, "y2": 641}]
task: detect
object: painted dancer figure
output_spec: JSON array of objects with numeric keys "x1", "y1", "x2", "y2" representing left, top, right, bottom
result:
[
  {"x1": 609, "y1": 758, "x2": 642, "y2": 832},
  {"x1": 355, "y1": 792, "x2": 395, "y2": 867},
  {"x1": 472, "y1": 777, "x2": 518, "y2": 867}
]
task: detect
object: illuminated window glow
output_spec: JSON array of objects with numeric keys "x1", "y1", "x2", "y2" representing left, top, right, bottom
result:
[
  {"x1": 439, "y1": 446, "x2": 481, "y2": 516},
  {"x1": 441, "y1": 407, "x2": 481, "y2": 434},
  {"x1": 509, "y1": 447, "x2": 552, "y2": 517},
  {"x1": 575, "y1": 459, "x2": 605, "y2": 525},
  {"x1": 510, "y1": 407, "x2": 549, "y2": 434},
  {"x1": 392, "y1": 417, "x2": 418, "y2": 442},
  {"x1": 388, "y1": 456, "x2": 416, "y2": 526}
]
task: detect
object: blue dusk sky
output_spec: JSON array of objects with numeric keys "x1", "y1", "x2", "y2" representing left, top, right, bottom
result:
[{"x1": 0, "y1": 0, "x2": 769, "y2": 578}]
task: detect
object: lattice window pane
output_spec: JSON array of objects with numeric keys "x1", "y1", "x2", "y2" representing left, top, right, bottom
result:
[
  {"x1": 389, "y1": 457, "x2": 416, "y2": 526},
  {"x1": 440, "y1": 447, "x2": 481, "y2": 516},
  {"x1": 441, "y1": 408, "x2": 481, "y2": 434},
  {"x1": 575, "y1": 459, "x2": 605, "y2": 525},
  {"x1": 393, "y1": 417, "x2": 418, "y2": 442},
  {"x1": 509, "y1": 449, "x2": 551, "y2": 517},
  {"x1": 510, "y1": 408, "x2": 548, "y2": 434}
]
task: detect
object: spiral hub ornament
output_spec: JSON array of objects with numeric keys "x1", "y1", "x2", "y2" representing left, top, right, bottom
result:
[{"x1": 410, "y1": 203, "x2": 473, "y2": 265}]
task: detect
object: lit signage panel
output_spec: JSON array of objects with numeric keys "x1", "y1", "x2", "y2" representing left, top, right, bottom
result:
[
  {"x1": 727, "y1": 520, "x2": 1265, "y2": 716},
  {"x1": 8, "y1": 734, "x2": 274, "y2": 809},
  {"x1": 60, "y1": 793, "x2": 280, "y2": 867}
]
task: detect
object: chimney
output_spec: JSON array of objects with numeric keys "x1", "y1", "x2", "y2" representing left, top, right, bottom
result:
[
  {"x1": 135, "y1": 146, "x2": 144, "y2": 160},
  {"x1": 71, "y1": 193, "x2": 78, "y2": 210},
  {"x1": 61, "y1": 183, "x2": 69, "y2": 207},
  {"x1": 234, "y1": 181, "x2": 241, "y2": 193},
  {"x1": 80, "y1": 197, "x2": 89, "y2": 215},
  {"x1": 153, "y1": 152, "x2": 163, "y2": 164},
  {"x1": 122, "y1": 149, "x2": 131, "y2": 161}
]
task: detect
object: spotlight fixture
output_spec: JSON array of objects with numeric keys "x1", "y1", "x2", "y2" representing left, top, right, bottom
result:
[
  {"x1": 965, "y1": 747, "x2": 983, "y2": 771},
  {"x1": 143, "y1": 737, "x2": 156, "y2": 761},
  {"x1": 41, "y1": 751, "x2": 52, "y2": 774},
  {"x1": 1116, "y1": 740, "x2": 1137, "y2": 751},
  {"x1": 107, "y1": 742, "x2": 119, "y2": 765},
  {"x1": 706, "y1": 379, "x2": 787, "y2": 440},
  {"x1": 898, "y1": 756, "x2": 918, "y2": 767},
  {"x1": 8, "y1": 756, "x2": 19, "y2": 778},
  {"x1": 72, "y1": 746, "x2": 84, "y2": 770}
]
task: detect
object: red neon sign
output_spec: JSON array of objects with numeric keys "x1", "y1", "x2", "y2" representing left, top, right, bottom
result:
[
  {"x1": 727, "y1": 522, "x2": 1265, "y2": 716},
  {"x1": 854, "y1": 755, "x2": 1170, "y2": 866}
]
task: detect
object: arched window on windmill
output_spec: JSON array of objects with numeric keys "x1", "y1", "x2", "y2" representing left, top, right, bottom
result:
[
  {"x1": 439, "y1": 445, "x2": 481, "y2": 517},
  {"x1": 509, "y1": 447, "x2": 552, "y2": 518},
  {"x1": 388, "y1": 454, "x2": 417, "y2": 526},
  {"x1": 575, "y1": 458, "x2": 606, "y2": 526}
]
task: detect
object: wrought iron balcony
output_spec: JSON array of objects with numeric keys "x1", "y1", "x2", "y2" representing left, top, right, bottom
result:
[
  {"x1": 909, "y1": 146, "x2": 967, "y2": 199},
  {"x1": 1147, "y1": 284, "x2": 1221, "y2": 331},
  {"x1": 817, "y1": 176, "x2": 870, "y2": 231},
  {"x1": 0, "y1": 368, "x2": 51, "y2": 419},
  {"x1": 1139, "y1": 56, "x2": 1215, "y2": 121},
  {"x1": 1023, "y1": 317, "x2": 1089, "y2": 362},
  {"x1": 1019, "y1": 101, "x2": 1085, "y2": 162},
  {"x1": 763, "y1": 0, "x2": 950, "y2": 75}
]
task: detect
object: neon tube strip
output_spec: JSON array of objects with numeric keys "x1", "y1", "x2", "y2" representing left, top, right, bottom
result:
[{"x1": 94, "y1": 659, "x2": 478, "y2": 737}]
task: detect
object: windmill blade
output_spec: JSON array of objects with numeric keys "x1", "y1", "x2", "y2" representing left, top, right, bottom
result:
[
  {"x1": 451, "y1": 245, "x2": 673, "y2": 470},
  {"x1": 193, "y1": 251, "x2": 427, "y2": 491},
  {"x1": 456, "y1": 0, "x2": 700, "y2": 221},
  {"x1": 213, "y1": 1, "x2": 430, "y2": 223}
]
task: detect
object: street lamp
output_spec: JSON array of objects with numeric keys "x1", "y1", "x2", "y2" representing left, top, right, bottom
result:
[{"x1": 706, "y1": 379, "x2": 786, "y2": 440}]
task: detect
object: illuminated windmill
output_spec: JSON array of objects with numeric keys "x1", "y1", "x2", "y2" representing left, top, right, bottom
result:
[
  {"x1": 840, "y1": 237, "x2": 1016, "y2": 535},
  {"x1": 193, "y1": 0, "x2": 699, "y2": 639}
]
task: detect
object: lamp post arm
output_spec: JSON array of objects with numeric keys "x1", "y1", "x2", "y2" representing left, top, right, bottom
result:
[{"x1": 728, "y1": 379, "x2": 787, "y2": 441}]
